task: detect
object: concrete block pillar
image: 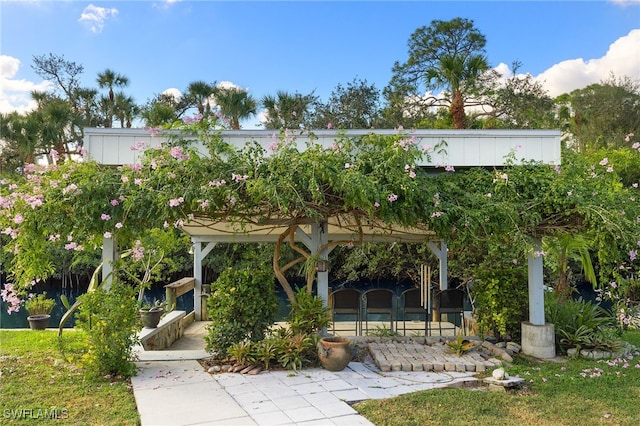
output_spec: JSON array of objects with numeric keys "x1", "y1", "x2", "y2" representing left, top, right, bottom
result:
[{"x1": 521, "y1": 321, "x2": 556, "y2": 359}]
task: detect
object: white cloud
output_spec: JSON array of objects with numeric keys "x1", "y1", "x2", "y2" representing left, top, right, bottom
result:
[
  {"x1": 609, "y1": 0, "x2": 640, "y2": 6},
  {"x1": 0, "y1": 55, "x2": 52, "y2": 115},
  {"x1": 534, "y1": 29, "x2": 640, "y2": 97},
  {"x1": 162, "y1": 87, "x2": 182, "y2": 101},
  {"x1": 78, "y1": 4, "x2": 118, "y2": 34}
]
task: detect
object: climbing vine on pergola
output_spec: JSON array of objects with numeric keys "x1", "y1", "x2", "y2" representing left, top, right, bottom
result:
[{"x1": 1, "y1": 114, "x2": 639, "y2": 309}]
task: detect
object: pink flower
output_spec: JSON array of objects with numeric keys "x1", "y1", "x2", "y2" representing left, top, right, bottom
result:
[
  {"x1": 444, "y1": 165, "x2": 455, "y2": 172},
  {"x1": 599, "y1": 158, "x2": 609, "y2": 166},
  {"x1": 388, "y1": 194, "x2": 398, "y2": 202},
  {"x1": 101, "y1": 214, "x2": 111, "y2": 220},
  {"x1": 134, "y1": 178, "x2": 142, "y2": 186},
  {"x1": 104, "y1": 232, "x2": 112, "y2": 239},
  {"x1": 132, "y1": 240, "x2": 145, "y2": 261},
  {"x1": 13, "y1": 214, "x2": 23, "y2": 224},
  {"x1": 327, "y1": 122, "x2": 333, "y2": 129},
  {"x1": 169, "y1": 197, "x2": 184, "y2": 207},
  {"x1": 606, "y1": 167, "x2": 614, "y2": 173},
  {"x1": 121, "y1": 175, "x2": 129, "y2": 183},
  {"x1": 110, "y1": 199, "x2": 119, "y2": 206},
  {"x1": 115, "y1": 222, "x2": 123, "y2": 229},
  {"x1": 374, "y1": 202, "x2": 380, "y2": 208},
  {"x1": 431, "y1": 211, "x2": 442, "y2": 217},
  {"x1": 630, "y1": 250, "x2": 637, "y2": 262}
]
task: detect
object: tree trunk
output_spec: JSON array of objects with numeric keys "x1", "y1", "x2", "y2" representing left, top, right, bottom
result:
[{"x1": 451, "y1": 90, "x2": 467, "y2": 129}]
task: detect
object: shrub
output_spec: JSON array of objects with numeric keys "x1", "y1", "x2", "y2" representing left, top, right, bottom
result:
[
  {"x1": 545, "y1": 292, "x2": 617, "y2": 354},
  {"x1": 286, "y1": 287, "x2": 331, "y2": 335},
  {"x1": 471, "y1": 266, "x2": 529, "y2": 340},
  {"x1": 75, "y1": 280, "x2": 139, "y2": 378},
  {"x1": 205, "y1": 267, "x2": 278, "y2": 357}
]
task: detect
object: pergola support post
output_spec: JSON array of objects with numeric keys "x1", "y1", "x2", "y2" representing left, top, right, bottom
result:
[
  {"x1": 426, "y1": 240, "x2": 448, "y2": 290},
  {"x1": 193, "y1": 240, "x2": 216, "y2": 320},
  {"x1": 522, "y1": 241, "x2": 556, "y2": 359},
  {"x1": 101, "y1": 236, "x2": 117, "y2": 291}
]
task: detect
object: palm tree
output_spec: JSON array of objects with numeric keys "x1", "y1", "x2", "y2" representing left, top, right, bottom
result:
[
  {"x1": 261, "y1": 91, "x2": 317, "y2": 130},
  {"x1": 186, "y1": 81, "x2": 215, "y2": 116},
  {"x1": 213, "y1": 86, "x2": 257, "y2": 130},
  {"x1": 428, "y1": 54, "x2": 489, "y2": 129},
  {"x1": 97, "y1": 69, "x2": 129, "y2": 127},
  {"x1": 113, "y1": 93, "x2": 138, "y2": 128},
  {"x1": 97, "y1": 69, "x2": 129, "y2": 102},
  {"x1": 543, "y1": 232, "x2": 597, "y2": 299}
]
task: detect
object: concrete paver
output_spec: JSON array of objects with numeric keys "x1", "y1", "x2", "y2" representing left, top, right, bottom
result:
[{"x1": 132, "y1": 321, "x2": 487, "y2": 425}]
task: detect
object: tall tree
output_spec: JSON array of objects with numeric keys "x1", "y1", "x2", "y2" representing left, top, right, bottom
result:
[
  {"x1": 213, "y1": 86, "x2": 257, "y2": 130},
  {"x1": 556, "y1": 74, "x2": 640, "y2": 152},
  {"x1": 481, "y1": 62, "x2": 557, "y2": 129},
  {"x1": 113, "y1": 93, "x2": 138, "y2": 128},
  {"x1": 387, "y1": 17, "x2": 490, "y2": 129},
  {"x1": 261, "y1": 91, "x2": 318, "y2": 130},
  {"x1": 96, "y1": 69, "x2": 130, "y2": 128},
  {"x1": 186, "y1": 81, "x2": 215, "y2": 116},
  {"x1": 311, "y1": 78, "x2": 382, "y2": 129}
]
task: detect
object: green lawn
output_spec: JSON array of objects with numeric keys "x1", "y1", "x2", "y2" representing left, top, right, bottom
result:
[
  {"x1": 355, "y1": 330, "x2": 640, "y2": 426},
  {"x1": 0, "y1": 330, "x2": 139, "y2": 425}
]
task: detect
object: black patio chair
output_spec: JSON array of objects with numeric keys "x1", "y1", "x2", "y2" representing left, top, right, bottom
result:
[
  {"x1": 398, "y1": 287, "x2": 430, "y2": 336},
  {"x1": 363, "y1": 288, "x2": 395, "y2": 335},
  {"x1": 433, "y1": 288, "x2": 465, "y2": 336},
  {"x1": 330, "y1": 288, "x2": 362, "y2": 336}
]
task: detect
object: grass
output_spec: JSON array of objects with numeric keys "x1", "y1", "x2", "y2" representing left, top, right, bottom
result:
[
  {"x1": 355, "y1": 330, "x2": 640, "y2": 426},
  {"x1": 0, "y1": 330, "x2": 139, "y2": 425}
]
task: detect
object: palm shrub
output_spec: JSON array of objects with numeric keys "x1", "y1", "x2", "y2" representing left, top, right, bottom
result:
[{"x1": 205, "y1": 267, "x2": 278, "y2": 357}]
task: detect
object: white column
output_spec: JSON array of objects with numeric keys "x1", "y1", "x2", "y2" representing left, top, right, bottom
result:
[
  {"x1": 313, "y1": 221, "x2": 330, "y2": 306},
  {"x1": 528, "y1": 245, "x2": 546, "y2": 325},
  {"x1": 102, "y1": 236, "x2": 116, "y2": 291},
  {"x1": 193, "y1": 240, "x2": 216, "y2": 321},
  {"x1": 193, "y1": 241, "x2": 203, "y2": 320},
  {"x1": 427, "y1": 240, "x2": 448, "y2": 290}
]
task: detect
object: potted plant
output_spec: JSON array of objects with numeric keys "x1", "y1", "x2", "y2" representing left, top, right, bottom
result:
[
  {"x1": 25, "y1": 293, "x2": 56, "y2": 330},
  {"x1": 139, "y1": 299, "x2": 165, "y2": 328}
]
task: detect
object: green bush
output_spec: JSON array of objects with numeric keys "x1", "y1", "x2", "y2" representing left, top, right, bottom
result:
[
  {"x1": 76, "y1": 280, "x2": 139, "y2": 378},
  {"x1": 286, "y1": 287, "x2": 331, "y2": 335},
  {"x1": 545, "y1": 292, "x2": 618, "y2": 354},
  {"x1": 471, "y1": 266, "x2": 529, "y2": 340},
  {"x1": 205, "y1": 267, "x2": 278, "y2": 357}
]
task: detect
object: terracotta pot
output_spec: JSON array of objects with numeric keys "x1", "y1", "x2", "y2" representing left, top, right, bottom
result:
[
  {"x1": 27, "y1": 314, "x2": 51, "y2": 330},
  {"x1": 317, "y1": 336, "x2": 352, "y2": 371}
]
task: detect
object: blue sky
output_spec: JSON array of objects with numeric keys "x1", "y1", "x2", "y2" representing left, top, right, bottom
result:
[{"x1": 1, "y1": 0, "x2": 639, "y2": 128}]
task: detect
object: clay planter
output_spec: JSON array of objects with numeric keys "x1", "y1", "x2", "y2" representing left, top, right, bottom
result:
[
  {"x1": 27, "y1": 314, "x2": 51, "y2": 330},
  {"x1": 317, "y1": 336, "x2": 352, "y2": 371},
  {"x1": 140, "y1": 308, "x2": 164, "y2": 328}
]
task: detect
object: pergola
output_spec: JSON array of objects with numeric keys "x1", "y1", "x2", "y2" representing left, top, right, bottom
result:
[{"x1": 88, "y1": 128, "x2": 560, "y2": 358}]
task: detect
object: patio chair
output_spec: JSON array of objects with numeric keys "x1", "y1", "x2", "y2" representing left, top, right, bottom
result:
[
  {"x1": 330, "y1": 288, "x2": 362, "y2": 336},
  {"x1": 433, "y1": 288, "x2": 465, "y2": 336},
  {"x1": 398, "y1": 287, "x2": 430, "y2": 336},
  {"x1": 363, "y1": 288, "x2": 395, "y2": 335}
]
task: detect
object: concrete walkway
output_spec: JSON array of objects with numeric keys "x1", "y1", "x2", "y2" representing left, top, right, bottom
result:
[
  {"x1": 132, "y1": 357, "x2": 478, "y2": 426},
  {"x1": 131, "y1": 321, "x2": 482, "y2": 425}
]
